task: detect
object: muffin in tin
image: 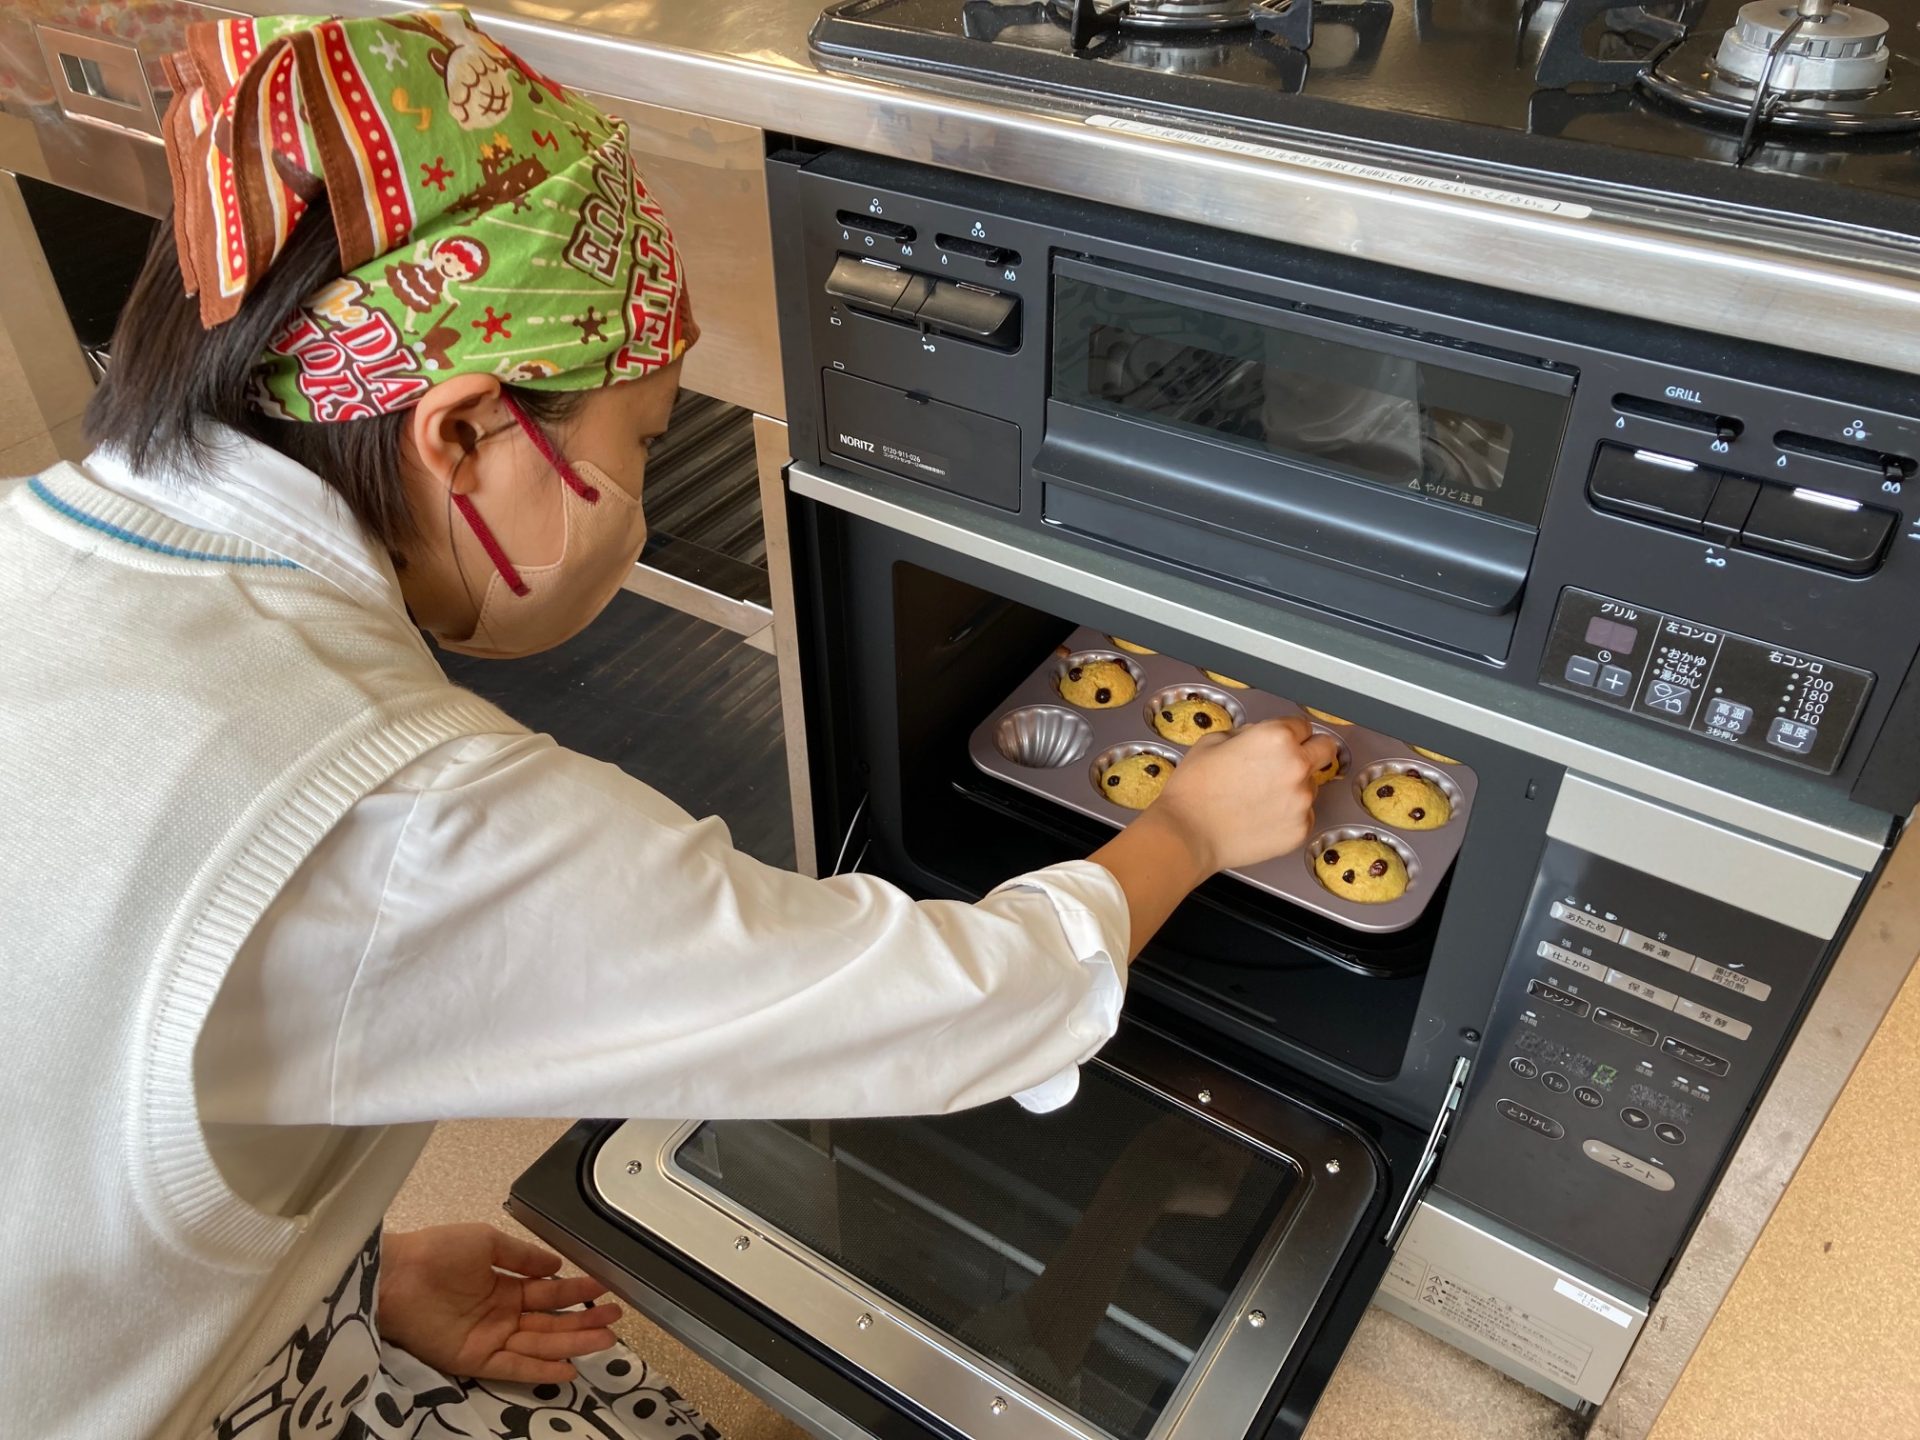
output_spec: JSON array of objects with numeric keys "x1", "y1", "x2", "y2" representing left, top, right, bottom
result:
[
  {"x1": 1109, "y1": 637, "x2": 1156, "y2": 655},
  {"x1": 1058, "y1": 658, "x2": 1137, "y2": 709},
  {"x1": 1314, "y1": 834, "x2": 1410, "y2": 904},
  {"x1": 1202, "y1": 669, "x2": 1250, "y2": 690},
  {"x1": 1151, "y1": 692, "x2": 1235, "y2": 745},
  {"x1": 1362, "y1": 769, "x2": 1452, "y2": 830},
  {"x1": 1099, "y1": 751, "x2": 1176, "y2": 809},
  {"x1": 1304, "y1": 707, "x2": 1353, "y2": 727}
]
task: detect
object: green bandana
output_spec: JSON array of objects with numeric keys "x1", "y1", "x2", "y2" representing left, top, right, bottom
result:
[{"x1": 161, "y1": 7, "x2": 695, "y2": 422}]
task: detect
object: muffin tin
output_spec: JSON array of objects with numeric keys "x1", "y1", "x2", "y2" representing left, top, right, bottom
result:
[{"x1": 966, "y1": 627, "x2": 1478, "y2": 934}]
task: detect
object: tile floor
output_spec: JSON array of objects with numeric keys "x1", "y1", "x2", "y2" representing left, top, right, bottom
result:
[{"x1": 6, "y1": 314, "x2": 1918, "y2": 1440}]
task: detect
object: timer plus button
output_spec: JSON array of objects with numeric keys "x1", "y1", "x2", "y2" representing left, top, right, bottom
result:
[{"x1": 1598, "y1": 665, "x2": 1633, "y2": 698}]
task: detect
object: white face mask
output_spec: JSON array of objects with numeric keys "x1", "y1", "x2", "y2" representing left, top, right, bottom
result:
[{"x1": 431, "y1": 396, "x2": 647, "y2": 661}]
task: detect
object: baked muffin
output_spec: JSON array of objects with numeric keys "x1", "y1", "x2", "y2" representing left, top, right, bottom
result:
[
  {"x1": 1362, "y1": 769, "x2": 1452, "y2": 830},
  {"x1": 1152, "y1": 693, "x2": 1235, "y2": 745},
  {"x1": 1315, "y1": 835, "x2": 1409, "y2": 904},
  {"x1": 1099, "y1": 752, "x2": 1175, "y2": 810},
  {"x1": 1312, "y1": 752, "x2": 1346, "y2": 788},
  {"x1": 1413, "y1": 746, "x2": 1461, "y2": 766},
  {"x1": 1304, "y1": 707, "x2": 1353, "y2": 727},
  {"x1": 1110, "y1": 637, "x2": 1156, "y2": 655},
  {"x1": 1058, "y1": 659, "x2": 1136, "y2": 709},
  {"x1": 1203, "y1": 670, "x2": 1250, "y2": 689}
]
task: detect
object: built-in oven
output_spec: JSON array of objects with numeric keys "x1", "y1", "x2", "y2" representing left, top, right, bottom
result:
[{"x1": 510, "y1": 148, "x2": 1916, "y2": 1437}]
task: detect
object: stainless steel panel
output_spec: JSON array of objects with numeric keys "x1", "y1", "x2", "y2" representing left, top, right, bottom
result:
[
  {"x1": 35, "y1": 25, "x2": 163, "y2": 137},
  {"x1": 1545, "y1": 775, "x2": 1862, "y2": 937},
  {"x1": 1375, "y1": 1194, "x2": 1648, "y2": 1409},
  {"x1": 226, "y1": 0, "x2": 1920, "y2": 376},
  {"x1": 574, "y1": 91, "x2": 781, "y2": 420},
  {"x1": 787, "y1": 463, "x2": 1891, "y2": 872},
  {"x1": 754, "y1": 414, "x2": 818, "y2": 877}
]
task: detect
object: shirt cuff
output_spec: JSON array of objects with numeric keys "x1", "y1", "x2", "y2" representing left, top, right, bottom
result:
[{"x1": 988, "y1": 859, "x2": 1131, "y2": 1114}]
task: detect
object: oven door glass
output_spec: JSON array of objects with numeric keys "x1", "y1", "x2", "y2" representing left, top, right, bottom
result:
[
  {"x1": 1051, "y1": 262, "x2": 1570, "y2": 527},
  {"x1": 589, "y1": 1030, "x2": 1380, "y2": 1440}
]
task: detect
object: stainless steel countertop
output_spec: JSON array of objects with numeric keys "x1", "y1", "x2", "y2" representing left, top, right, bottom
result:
[{"x1": 235, "y1": 0, "x2": 1920, "y2": 376}]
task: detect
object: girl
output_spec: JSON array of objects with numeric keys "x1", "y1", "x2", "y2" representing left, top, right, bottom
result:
[{"x1": 0, "y1": 10, "x2": 1337, "y2": 1439}]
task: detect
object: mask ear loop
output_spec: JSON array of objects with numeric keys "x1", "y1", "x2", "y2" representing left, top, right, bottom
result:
[
  {"x1": 448, "y1": 415, "x2": 531, "y2": 598},
  {"x1": 500, "y1": 393, "x2": 600, "y2": 503}
]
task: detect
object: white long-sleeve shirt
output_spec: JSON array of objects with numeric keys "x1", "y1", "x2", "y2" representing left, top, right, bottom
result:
[{"x1": 83, "y1": 436, "x2": 1131, "y2": 1140}]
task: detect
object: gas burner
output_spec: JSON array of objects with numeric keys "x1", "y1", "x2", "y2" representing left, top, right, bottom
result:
[
  {"x1": 1537, "y1": 0, "x2": 1920, "y2": 156},
  {"x1": 1048, "y1": 0, "x2": 1257, "y2": 30},
  {"x1": 1044, "y1": 0, "x2": 1314, "y2": 51}
]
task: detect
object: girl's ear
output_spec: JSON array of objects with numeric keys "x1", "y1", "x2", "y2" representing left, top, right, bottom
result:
[{"x1": 404, "y1": 374, "x2": 506, "y2": 497}]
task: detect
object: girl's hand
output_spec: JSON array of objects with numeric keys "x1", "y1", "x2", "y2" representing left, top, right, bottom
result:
[
  {"x1": 1148, "y1": 716, "x2": 1339, "y2": 874},
  {"x1": 377, "y1": 1224, "x2": 623, "y2": 1383}
]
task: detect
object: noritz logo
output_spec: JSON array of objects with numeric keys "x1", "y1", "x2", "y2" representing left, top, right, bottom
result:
[{"x1": 839, "y1": 433, "x2": 876, "y2": 453}]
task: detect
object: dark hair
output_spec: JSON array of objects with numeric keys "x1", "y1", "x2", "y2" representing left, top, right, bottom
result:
[{"x1": 85, "y1": 199, "x2": 583, "y2": 554}]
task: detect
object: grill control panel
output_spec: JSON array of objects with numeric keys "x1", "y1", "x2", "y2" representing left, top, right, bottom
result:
[
  {"x1": 1539, "y1": 587, "x2": 1874, "y2": 774},
  {"x1": 1436, "y1": 842, "x2": 1829, "y2": 1294}
]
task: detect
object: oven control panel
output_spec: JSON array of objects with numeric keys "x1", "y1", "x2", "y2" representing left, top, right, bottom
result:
[
  {"x1": 1433, "y1": 842, "x2": 1830, "y2": 1295},
  {"x1": 1539, "y1": 587, "x2": 1874, "y2": 774}
]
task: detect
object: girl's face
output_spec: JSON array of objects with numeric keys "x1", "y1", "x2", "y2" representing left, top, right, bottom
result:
[
  {"x1": 437, "y1": 254, "x2": 476, "y2": 282},
  {"x1": 396, "y1": 361, "x2": 682, "y2": 644}
]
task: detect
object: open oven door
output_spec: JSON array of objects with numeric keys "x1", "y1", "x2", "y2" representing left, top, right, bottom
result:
[{"x1": 507, "y1": 477, "x2": 1474, "y2": 1440}]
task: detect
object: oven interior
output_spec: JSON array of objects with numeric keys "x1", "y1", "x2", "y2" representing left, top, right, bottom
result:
[{"x1": 832, "y1": 545, "x2": 1552, "y2": 1108}]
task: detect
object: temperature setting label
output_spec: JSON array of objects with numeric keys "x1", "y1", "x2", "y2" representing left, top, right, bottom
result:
[{"x1": 1540, "y1": 589, "x2": 1873, "y2": 773}]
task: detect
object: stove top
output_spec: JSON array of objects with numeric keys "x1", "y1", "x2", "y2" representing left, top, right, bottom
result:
[{"x1": 811, "y1": 0, "x2": 1920, "y2": 244}]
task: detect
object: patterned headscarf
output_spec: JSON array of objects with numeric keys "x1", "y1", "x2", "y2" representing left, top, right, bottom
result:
[{"x1": 161, "y1": 7, "x2": 695, "y2": 422}]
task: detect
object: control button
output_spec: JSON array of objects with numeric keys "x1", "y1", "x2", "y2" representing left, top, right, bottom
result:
[
  {"x1": 1621, "y1": 1107, "x2": 1651, "y2": 1128},
  {"x1": 1539, "y1": 941, "x2": 1607, "y2": 981},
  {"x1": 1598, "y1": 665, "x2": 1633, "y2": 698},
  {"x1": 1540, "y1": 1070, "x2": 1571, "y2": 1094},
  {"x1": 1588, "y1": 443, "x2": 1718, "y2": 532},
  {"x1": 1619, "y1": 930, "x2": 1696, "y2": 972},
  {"x1": 916, "y1": 279, "x2": 1021, "y2": 349},
  {"x1": 1702, "y1": 697, "x2": 1754, "y2": 737},
  {"x1": 1510, "y1": 1056, "x2": 1539, "y2": 1079},
  {"x1": 1497, "y1": 1098, "x2": 1565, "y2": 1140},
  {"x1": 1672, "y1": 997, "x2": 1753, "y2": 1042},
  {"x1": 1527, "y1": 978, "x2": 1591, "y2": 1017},
  {"x1": 1655, "y1": 1122, "x2": 1686, "y2": 1146},
  {"x1": 1550, "y1": 901, "x2": 1622, "y2": 943},
  {"x1": 1583, "y1": 1139, "x2": 1676, "y2": 1191},
  {"x1": 1739, "y1": 483, "x2": 1897, "y2": 576},
  {"x1": 1662, "y1": 1035, "x2": 1731, "y2": 1077},
  {"x1": 1604, "y1": 968, "x2": 1679, "y2": 1011},
  {"x1": 1563, "y1": 656, "x2": 1600, "y2": 688},
  {"x1": 1593, "y1": 1007, "x2": 1660, "y2": 1046},
  {"x1": 1574, "y1": 1085, "x2": 1605, "y2": 1108},
  {"x1": 1639, "y1": 677, "x2": 1695, "y2": 718},
  {"x1": 824, "y1": 254, "x2": 913, "y2": 315},
  {"x1": 1691, "y1": 959, "x2": 1771, "y2": 1002},
  {"x1": 1702, "y1": 473, "x2": 1761, "y2": 544},
  {"x1": 1766, "y1": 716, "x2": 1819, "y2": 755}
]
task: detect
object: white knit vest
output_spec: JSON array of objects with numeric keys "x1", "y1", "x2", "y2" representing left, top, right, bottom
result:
[{"x1": 0, "y1": 464, "x2": 521, "y2": 1438}]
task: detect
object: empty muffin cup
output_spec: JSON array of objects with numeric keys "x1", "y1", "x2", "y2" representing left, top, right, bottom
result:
[
  {"x1": 1355, "y1": 759, "x2": 1466, "y2": 831},
  {"x1": 993, "y1": 706, "x2": 1094, "y2": 769},
  {"x1": 1090, "y1": 742, "x2": 1182, "y2": 810},
  {"x1": 1143, "y1": 682, "x2": 1246, "y2": 745}
]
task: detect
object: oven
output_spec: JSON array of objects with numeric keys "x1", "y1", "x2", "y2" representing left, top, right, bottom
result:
[{"x1": 509, "y1": 147, "x2": 1915, "y2": 1436}]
